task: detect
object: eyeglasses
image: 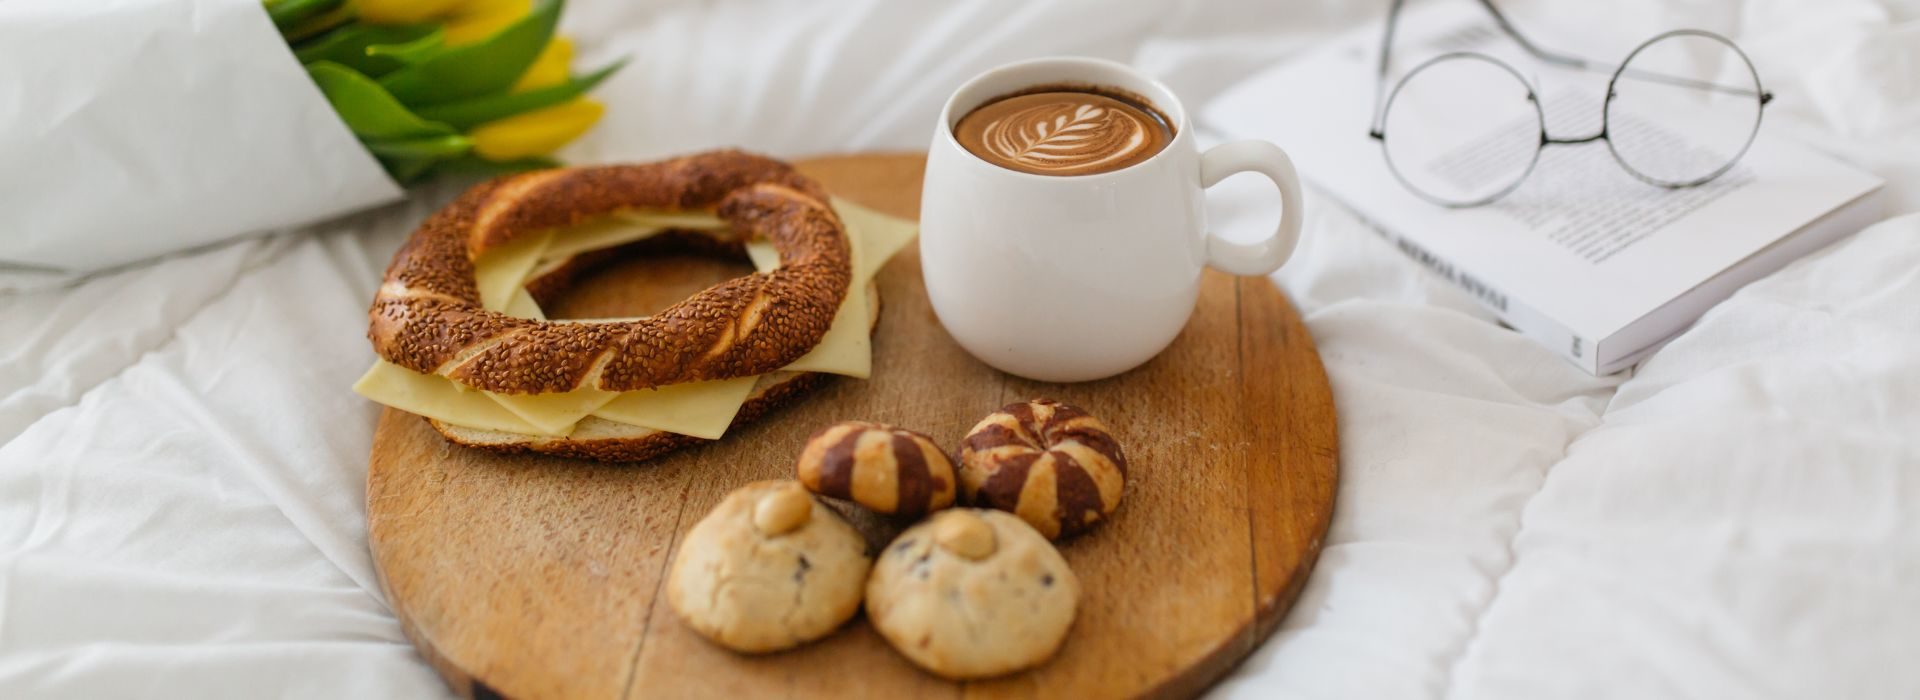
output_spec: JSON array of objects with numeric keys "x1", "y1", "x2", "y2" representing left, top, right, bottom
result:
[{"x1": 1368, "y1": 0, "x2": 1774, "y2": 207}]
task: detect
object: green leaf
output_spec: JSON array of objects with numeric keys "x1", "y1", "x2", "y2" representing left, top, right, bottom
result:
[
  {"x1": 280, "y1": 4, "x2": 354, "y2": 43},
  {"x1": 380, "y1": 156, "x2": 442, "y2": 184},
  {"x1": 295, "y1": 24, "x2": 439, "y2": 77},
  {"x1": 431, "y1": 154, "x2": 561, "y2": 178},
  {"x1": 266, "y1": 0, "x2": 343, "y2": 30},
  {"x1": 378, "y1": 0, "x2": 564, "y2": 107},
  {"x1": 306, "y1": 62, "x2": 457, "y2": 140},
  {"x1": 414, "y1": 59, "x2": 625, "y2": 131},
  {"x1": 365, "y1": 134, "x2": 473, "y2": 159},
  {"x1": 365, "y1": 27, "x2": 446, "y2": 66}
]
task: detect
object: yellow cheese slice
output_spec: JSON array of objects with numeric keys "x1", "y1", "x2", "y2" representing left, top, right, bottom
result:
[
  {"x1": 616, "y1": 210, "x2": 726, "y2": 230},
  {"x1": 526, "y1": 256, "x2": 570, "y2": 283},
  {"x1": 353, "y1": 360, "x2": 557, "y2": 436},
  {"x1": 533, "y1": 211, "x2": 725, "y2": 271},
  {"x1": 474, "y1": 230, "x2": 554, "y2": 311},
  {"x1": 745, "y1": 239, "x2": 780, "y2": 271},
  {"x1": 488, "y1": 231, "x2": 788, "y2": 436},
  {"x1": 503, "y1": 288, "x2": 545, "y2": 320},
  {"x1": 742, "y1": 198, "x2": 914, "y2": 279},
  {"x1": 540, "y1": 220, "x2": 664, "y2": 264},
  {"x1": 591, "y1": 375, "x2": 760, "y2": 440},
  {"x1": 487, "y1": 199, "x2": 913, "y2": 434},
  {"x1": 833, "y1": 197, "x2": 919, "y2": 282},
  {"x1": 487, "y1": 384, "x2": 619, "y2": 436},
  {"x1": 777, "y1": 202, "x2": 871, "y2": 377},
  {"x1": 482, "y1": 217, "x2": 699, "y2": 432},
  {"x1": 782, "y1": 283, "x2": 870, "y2": 376},
  {"x1": 761, "y1": 198, "x2": 916, "y2": 377},
  {"x1": 359, "y1": 200, "x2": 918, "y2": 440}
]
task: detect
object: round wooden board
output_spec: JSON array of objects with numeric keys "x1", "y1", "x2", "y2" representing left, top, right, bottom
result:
[{"x1": 367, "y1": 153, "x2": 1338, "y2": 700}]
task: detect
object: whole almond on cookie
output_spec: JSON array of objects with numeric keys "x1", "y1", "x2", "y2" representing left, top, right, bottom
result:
[
  {"x1": 667, "y1": 480, "x2": 870, "y2": 653},
  {"x1": 867, "y1": 510, "x2": 1079, "y2": 679}
]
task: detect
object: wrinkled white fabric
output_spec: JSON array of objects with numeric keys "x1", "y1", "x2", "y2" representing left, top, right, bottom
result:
[{"x1": 2, "y1": 0, "x2": 1917, "y2": 698}]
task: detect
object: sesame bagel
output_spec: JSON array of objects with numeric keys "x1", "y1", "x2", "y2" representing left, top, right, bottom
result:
[
  {"x1": 368, "y1": 149, "x2": 852, "y2": 395},
  {"x1": 428, "y1": 282, "x2": 881, "y2": 462}
]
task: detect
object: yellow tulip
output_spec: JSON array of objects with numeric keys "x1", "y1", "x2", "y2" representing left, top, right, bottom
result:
[
  {"x1": 443, "y1": 0, "x2": 532, "y2": 45},
  {"x1": 353, "y1": 0, "x2": 467, "y2": 25},
  {"x1": 470, "y1": 99, "x2": 605, "y2": 160},
  {"x1": 512, "y1": 37, "x2": 573, "y2": 92}
]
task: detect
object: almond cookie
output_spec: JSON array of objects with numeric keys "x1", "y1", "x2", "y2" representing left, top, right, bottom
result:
[
  {"x1": 797, "y1": 421, "x2": 958, "y2": 517},
  {"x1": 866, "y1": 509, "x2": 1079, "y2": 679},
  {"x1": 956, "y1": 399, "x2": 1127, "y2": 539},
  {"x1": 667, "y1": 480, "x2": 871, "y2": 653}
]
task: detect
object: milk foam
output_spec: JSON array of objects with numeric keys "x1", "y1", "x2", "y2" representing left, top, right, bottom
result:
[{"x1": 956, "y1": 91, "x2": 1170, "y2": 176}]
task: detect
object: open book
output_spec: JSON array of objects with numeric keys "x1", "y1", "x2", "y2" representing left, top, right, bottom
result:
[{"x1": 1204, "y1": 2, "x2": 1884, "y2": 374}]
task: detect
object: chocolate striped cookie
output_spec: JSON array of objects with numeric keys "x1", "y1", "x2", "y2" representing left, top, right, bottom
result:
[
  {"x1": 956, "y1": 399, "x2": 1128, "y2": 539},
  {"x1": 797, "y1": 422, "x2": 958, "y2": 517}
]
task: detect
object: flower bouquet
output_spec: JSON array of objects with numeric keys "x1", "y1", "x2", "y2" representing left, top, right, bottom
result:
[
  {"x1": 271, "y1": 0, "x2": 622, "y2": 183},
  {"x1": 0, "y1": 0, "x2": 620, "y2": 276}
]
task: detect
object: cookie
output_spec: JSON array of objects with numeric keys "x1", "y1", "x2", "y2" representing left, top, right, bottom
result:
[
  {"x1": 797, "y1": 421, "x2": 958, "y2": 517},
  {"x1": 667, "y1": 480, "x2": 871, "y2": 653},
  {"x1": 957, "y1": 398, "x2": 1127, "y2": 539},
  {"x1": 865, "y1": 509, "x2": 1080, "y2": 679}
]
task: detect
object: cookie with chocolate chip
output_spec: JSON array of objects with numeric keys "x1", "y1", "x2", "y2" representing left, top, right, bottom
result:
[
  {"x1": 667, "y1": 480, "x2": 871, "y2": 653},
  {"x1": 865, "y1": 509, "x2": 1079, "y2": 679}
]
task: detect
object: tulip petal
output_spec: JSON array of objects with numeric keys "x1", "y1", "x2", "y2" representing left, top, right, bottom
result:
[
  {"x1": 355, "y1": 0, "x2": 465, "y2": 25},
  {"x1": 444, "y1": 0, "x2": 534, "y2": 46},
  {"x1": 470, "y1": 99, "x2": 604, "y2": 160},
  {"x1": 416, "y1": 58, "x2": 622, "y2": 131},
  {"x1": 377, "y1": 0, "x2": 561, "y2": 106},
  {"x1": 512, "y1": 37, "x2": 573, "y2": 92}
]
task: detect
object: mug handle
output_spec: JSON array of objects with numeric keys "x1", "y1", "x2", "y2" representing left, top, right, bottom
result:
[{"x1": 1199, "y1": 140, "x2": 1304, "y2": 276}]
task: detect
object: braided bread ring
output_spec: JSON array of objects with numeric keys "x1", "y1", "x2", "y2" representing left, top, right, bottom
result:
[
  {"x1": 368, "y1": 150, "x2": 852, "y2": 395},
  {"x1": 956, "y1": 399, "x2": 1128, "y2": 539}
]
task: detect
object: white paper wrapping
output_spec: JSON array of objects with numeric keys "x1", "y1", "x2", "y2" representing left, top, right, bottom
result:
[{"x1": 0, "y1": 0, "x2": 403, "y2": 273}]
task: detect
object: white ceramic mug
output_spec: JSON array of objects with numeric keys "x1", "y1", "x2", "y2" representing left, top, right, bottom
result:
[{"x1": 920, "y1": 56, "x2": 1305, "y2": 382}]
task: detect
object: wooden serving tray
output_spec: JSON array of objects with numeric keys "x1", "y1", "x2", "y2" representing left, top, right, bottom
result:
[{"x1": 366, "y1": 153, "x2": 1338, "y2": 699}]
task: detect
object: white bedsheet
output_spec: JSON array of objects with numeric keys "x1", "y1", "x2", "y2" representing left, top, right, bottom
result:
[{"x1": 3, "y1": 1, "x2": 1916, "y2": 697}]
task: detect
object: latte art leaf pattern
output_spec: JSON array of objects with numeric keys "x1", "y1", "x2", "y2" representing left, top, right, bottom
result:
[
  {"x1": 955, "y1": 91, "x2": 1171, "y2": 176},
  {"x1": 981, "y1": 103, "x2": 1150, "y2": 174}
]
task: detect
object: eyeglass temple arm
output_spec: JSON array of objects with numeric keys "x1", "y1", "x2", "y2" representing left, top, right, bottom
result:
[
  {"x1": 1476, "y1": 0, "x2": 1773, "y2": 102},
  {"x1": 1370, "y1": 0, "x2": 1407, "y2": 139}
]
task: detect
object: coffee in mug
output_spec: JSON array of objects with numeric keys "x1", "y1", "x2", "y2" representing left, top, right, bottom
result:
[
  {"x1": 921, "y1": 57, "x2": 1306, "y2": 383},
  {"x1": 953, "y1": 86, "x2": 1174, "y2": 177}
]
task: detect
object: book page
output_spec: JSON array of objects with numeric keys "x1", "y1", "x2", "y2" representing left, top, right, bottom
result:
[{"x1": 1471, "y1": 90, "x2": 1753, "y2": 265}]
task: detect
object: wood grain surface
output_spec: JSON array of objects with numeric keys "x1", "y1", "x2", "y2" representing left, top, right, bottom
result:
[{"x1": 366, "y1": 153, "x2": 1338, "y2": 700}]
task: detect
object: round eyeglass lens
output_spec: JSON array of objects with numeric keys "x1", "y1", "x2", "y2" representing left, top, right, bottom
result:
[
  {"x1": 1380, "y1": 53, "x2": 1543, "y2": 206},
  {"x1": 1605, "y1": 30, "x2": 1764, "y2": 187}
]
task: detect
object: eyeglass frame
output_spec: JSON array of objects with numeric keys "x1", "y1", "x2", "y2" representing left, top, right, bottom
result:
[{"x1": 1367, "y1": 0, "x2": 1776, "y2": 208}]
